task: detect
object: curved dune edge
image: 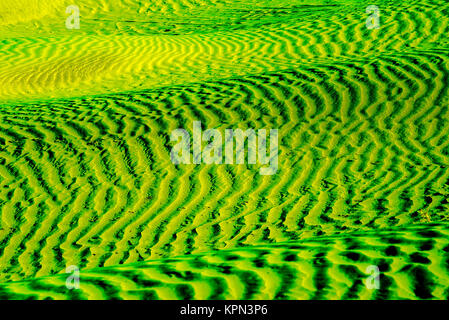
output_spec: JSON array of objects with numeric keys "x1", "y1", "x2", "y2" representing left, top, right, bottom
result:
[
  {"x1": 0, "y1": 223, "x2": 448, "y2": 300},
  {"x1": 0, "y1": 1, "x2": 448, "y2": 102}
]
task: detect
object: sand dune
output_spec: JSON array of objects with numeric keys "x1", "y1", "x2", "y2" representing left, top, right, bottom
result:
[{"x1": 0, "y1": 0, "x2": 448, "y2": 299}]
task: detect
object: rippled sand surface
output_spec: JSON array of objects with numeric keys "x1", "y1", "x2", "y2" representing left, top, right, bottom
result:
[{"x1": 0, "y1": 0, "x2": 448, "y2": 299}]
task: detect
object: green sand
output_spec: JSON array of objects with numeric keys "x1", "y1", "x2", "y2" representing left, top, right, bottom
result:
[{"x1": 0, "y1": 0, "x2": 449, "y2": 299}]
